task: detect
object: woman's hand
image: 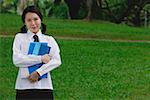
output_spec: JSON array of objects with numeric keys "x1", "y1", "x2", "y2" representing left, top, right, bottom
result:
[
  {"x1": 41, "y1": 54, "x2": 51, "y2": 64},
  {"x1": 28, "y1": 71, "x2": 40, "y2": 83}
]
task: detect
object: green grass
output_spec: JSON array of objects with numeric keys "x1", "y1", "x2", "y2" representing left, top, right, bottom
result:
[
  {"x1": 0, "y1": 37, "x2": 16, "y2": 100},
  {"x1": 0, "y1": 13, "x2": 150, "y2": 40},
  {"x1": 0, "y1": 13, "x2": 150, "y2": 99},
  {"x1": 0, "y1": 37, "x2": 150, "y2": 99}
]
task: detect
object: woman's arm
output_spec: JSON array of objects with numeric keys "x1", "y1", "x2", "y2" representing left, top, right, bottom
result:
[
  {"x1": 12, "y1": 34, "x2": 42, "y2": 67},
  {"x1": 36, "y1": 37, "x2": 61, "y2": 76}
]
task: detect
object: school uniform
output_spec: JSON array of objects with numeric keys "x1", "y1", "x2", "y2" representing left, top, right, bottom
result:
[{"x1": 13, "y1": 30, "x2": 61, "y2": 100}]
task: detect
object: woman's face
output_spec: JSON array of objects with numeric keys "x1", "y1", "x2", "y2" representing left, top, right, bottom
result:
[{"x1": 25, "y1": 12, "x2": 41, "y2": 33}]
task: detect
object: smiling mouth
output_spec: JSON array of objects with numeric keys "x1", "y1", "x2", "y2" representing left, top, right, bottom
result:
[{"x1": 31, "y1": 27, "x2": 36, "y2": 29}]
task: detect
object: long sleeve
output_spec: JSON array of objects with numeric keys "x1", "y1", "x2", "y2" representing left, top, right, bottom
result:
[
  {"x1": 36, "y1": 37, "x2": 61, "y2": 76},
  {"x1": 13, "y1": 34, "x2": 42, "y2": 68}
]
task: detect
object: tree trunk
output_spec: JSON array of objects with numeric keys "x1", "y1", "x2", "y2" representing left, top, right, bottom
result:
[
  {"x1": 132, "y1": 8, "x2": 142, "y2": 26},
  {"x1": 85, "y1": 0, "x2": 93, "y2": 20},
  {"x1": 64, "y1": 0, "x2": 81, "y2": 19},
  {"x1": 17, "y1": 0, "x2": 27, "y2": 15}
]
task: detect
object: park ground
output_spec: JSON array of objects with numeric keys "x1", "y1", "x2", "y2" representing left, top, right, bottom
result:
[{"x1": 0, "y1": 14, "x2": 150, "y2": 99}]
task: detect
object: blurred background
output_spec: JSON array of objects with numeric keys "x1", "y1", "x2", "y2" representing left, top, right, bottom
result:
[{"x1": 0, "y1": 0, "x2": 150, "y2": 27}]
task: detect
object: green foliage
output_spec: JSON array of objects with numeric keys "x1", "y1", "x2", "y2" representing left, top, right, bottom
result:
[
  {"x1": 78, "y1": 2, "x2": 88, "y2": 19},
  {"x1": 37, "y1": 0, "x2": 54, "y2": 17},
  {"x1": 50, "y1": 2, "x2": 69, "y2": 19},
  {"x1": 0, "y1": 0, "x2": 16, "y2": 13},
  {"x1": 0, "y1": 0, "x2": 68, "y2": 19},
  {"x1": 79, "y1": 0, "x2": 149, "y2": 26},
  {"x1": 105, "y1": 0, "x2": 126, "y2": 20},
  {"x1": 143, "y1": 4, "x2": 150, "y2": 11},
  {"x1": 0, "y1": 0, "x2": 149, "y2": 27}
]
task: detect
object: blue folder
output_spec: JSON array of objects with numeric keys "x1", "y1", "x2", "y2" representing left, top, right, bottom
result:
[{"x1": 28, "y1": 42, "x2": 51, "y2": 79}]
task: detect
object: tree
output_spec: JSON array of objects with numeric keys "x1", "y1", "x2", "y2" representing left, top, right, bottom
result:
[
  {"x1": 98, "y1": 0, "x2": 150, "y2": 26},
  {"x1": 64, "y1": 0, "x2": 80, "y2": 19},
  {"x1": 129, "y1": 0, "x2": 150, "y2": 26},
  {"x1": 54, "y1": 0, "x2": 80, "y2": 19},
  {"x1": 85, "y1": 0, "x2": 103, "y2": 20}
]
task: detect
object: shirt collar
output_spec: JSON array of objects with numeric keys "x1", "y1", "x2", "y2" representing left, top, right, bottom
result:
[{"x1": 27, "y1": 29, "x2": 42, "y2": 41}]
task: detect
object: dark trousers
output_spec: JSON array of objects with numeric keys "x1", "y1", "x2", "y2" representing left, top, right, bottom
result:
[{"x1": 16, "y1": 89, "x2": 54, "y2": 100}]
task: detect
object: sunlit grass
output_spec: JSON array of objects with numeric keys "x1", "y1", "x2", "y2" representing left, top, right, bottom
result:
[{"x1": 0, "y1": 13, "x2": 150, "y2": 40}]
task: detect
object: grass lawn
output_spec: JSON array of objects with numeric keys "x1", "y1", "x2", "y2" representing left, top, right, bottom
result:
[
  {"x1": 0, "y1": 37, "x2": 150, "y2": 99},
  {"x1": 0, "y1": 13, "x2": 150, "y2": 41}
]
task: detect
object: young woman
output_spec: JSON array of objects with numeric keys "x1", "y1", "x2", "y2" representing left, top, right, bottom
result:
[{"x1": 13, "y1": 5, "x2": 61, "y2": 100}]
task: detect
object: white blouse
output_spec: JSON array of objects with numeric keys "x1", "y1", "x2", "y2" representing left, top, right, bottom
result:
[{"x1": 13, "y1": 30, "x2": 61, "y2": 90}]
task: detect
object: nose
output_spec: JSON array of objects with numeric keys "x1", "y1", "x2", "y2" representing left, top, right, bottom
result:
[{"x1": 31, "y1": 20, "x2": 35, "y2": 25}]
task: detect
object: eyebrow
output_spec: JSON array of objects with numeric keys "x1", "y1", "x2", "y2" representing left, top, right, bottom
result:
[{"x1": 26, "y1": 17, "x2": 38, "y2": 20}]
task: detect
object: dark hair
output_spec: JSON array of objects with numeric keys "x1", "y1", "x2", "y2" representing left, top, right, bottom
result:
[{"x1": 20, "y1": 5, "x2": 46, "y2": 34}]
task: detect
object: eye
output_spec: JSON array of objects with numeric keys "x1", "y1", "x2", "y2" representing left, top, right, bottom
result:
[
  {"x1": 27, "y1": 19, "x2": 31, "y2": 22},
  {"x1": 34, "y1": 17, "x2": 38, "y2": 21}
]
